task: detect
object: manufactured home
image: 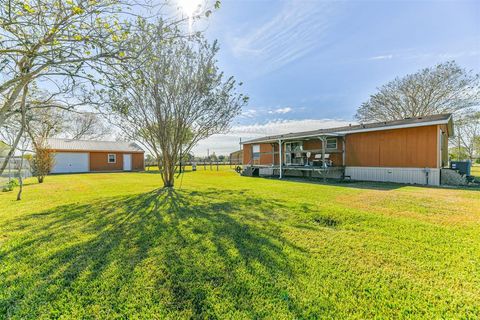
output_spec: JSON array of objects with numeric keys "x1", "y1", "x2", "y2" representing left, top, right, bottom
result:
[
  {"x1": 241, "y1": 114, "x2": 454, "y2": 186},
  {"x1": 46, "y1": 138, "x2": 145, "y2": 174}
]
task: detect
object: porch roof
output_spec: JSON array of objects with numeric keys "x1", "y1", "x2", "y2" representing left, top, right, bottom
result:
[{"x1": 241, "y1": 113, "x2": 453, "y2": 144}]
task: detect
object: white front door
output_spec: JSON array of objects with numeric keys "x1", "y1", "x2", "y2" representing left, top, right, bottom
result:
[
  {"x1": 51, "y1": 152, "x2": 89, "y2": 173},
  {"x1": 123, "y1": 154, "x2": 132, "y2": 171}
]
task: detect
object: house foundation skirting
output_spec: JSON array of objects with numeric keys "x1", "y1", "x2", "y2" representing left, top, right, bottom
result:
[{"x1": 345, "y1": 167, "x2": 440, "y2": 186}]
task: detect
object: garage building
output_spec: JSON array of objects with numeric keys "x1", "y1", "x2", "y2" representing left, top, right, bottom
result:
[{"x1": 47, "y1": 138, "x2": 145, "y2": 174}]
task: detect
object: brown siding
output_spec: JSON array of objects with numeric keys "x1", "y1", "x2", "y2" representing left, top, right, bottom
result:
[
  {"x1": 303, "y1": 138, "x2": 343, "y2": 166},
  {"x1": 242, "y1": 138, "x2": 344, "y2": 166},
  {"x1": 242, "y1": 143, "x2": 277, "y2": 165},
  {"x1": 132, "y1": 153, "x2": 145, "y2": 171},
  {"x1": 259, "y1": 144, "x2": 275, "y2": 164},
  {"x1": 90, "y1": 152, "x2": 123, "y2": 171},
  {"x1": 90, "y1": 152, "x2": 144, "y2": 172},
  {"x1": 243, "y1": 145, "x2": 252, "y2": 164},
  {"x1": 345, "y1": 125, "x2": 439, "y2": 168}
]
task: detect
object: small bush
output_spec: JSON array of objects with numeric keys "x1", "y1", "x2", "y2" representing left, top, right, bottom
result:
[
  {"x1": 2, "y1": 179, "x2": 18, "y2": 192},
  {"x1": 30, "y1": 142, "x2": 54, "y2": 183}
]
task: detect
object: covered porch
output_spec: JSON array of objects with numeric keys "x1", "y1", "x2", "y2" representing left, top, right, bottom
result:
[{"x1": 245, "y1": 133, "x2": 346, "y2": 179}]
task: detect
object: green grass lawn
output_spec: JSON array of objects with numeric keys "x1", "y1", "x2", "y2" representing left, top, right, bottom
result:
[
  {"x1": 1, "y1": 169, "x2": 479, "y2": 319},
  {"x1": 472, "y1": 164, "x2": 480, "y2": 178}
]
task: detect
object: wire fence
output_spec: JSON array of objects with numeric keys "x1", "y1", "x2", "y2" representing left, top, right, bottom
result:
[
  {"x1": 0, "y1": 157, "x2": 32, "y2": 188},
  {"x1": 145, "y1": 161, "x2": 242, "y2": 172}
]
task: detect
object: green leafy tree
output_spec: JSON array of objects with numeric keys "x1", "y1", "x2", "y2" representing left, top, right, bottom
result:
[{"x1": 449, "y1": 146, "x2": 469, "y2": 161}]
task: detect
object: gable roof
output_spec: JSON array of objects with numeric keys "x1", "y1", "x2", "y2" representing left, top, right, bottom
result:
[
  {"x1": 46, "y1": 138, "x2": 144, "y2": 153},
  {"x1": 242, "y1": 113, "x2": 453, "y2": 144}
]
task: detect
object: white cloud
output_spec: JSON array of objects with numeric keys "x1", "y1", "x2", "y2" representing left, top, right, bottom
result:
[
  {"x1": 268, "y1": 107, "x2": 292, "y2": 114},
  {"x1": 368, "y1": 50, "x2": 480, "y2": 61},
  {"x1": 191, "y1": 118, "x2": 353, "y2": 156},
  {"x1": 240, "y1": 109, "x2": 258, "y2": 118},
  {"x1": 230, "y1": 1, "x2": 340, "y2": 74},
  {"x1": 369, "y1": 54, "x2": 394, "y2": 60}
]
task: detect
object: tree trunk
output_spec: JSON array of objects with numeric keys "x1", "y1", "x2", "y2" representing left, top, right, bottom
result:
[
  {"x1": 161, "y1": 156, "x2": 174, "y2": 188},
  {"x1": 16, "y1": 171, "x2": 23, "y2": 201},
  {"x1": 0, "y1": 83, "x2": 29, "y2": 175},
  {"x1": 16, "y1": 151, "x2": 24, "y2": 201},
  {"x1": 0, "y1": 126, "x2": 24, "y2": 175},
  {"x1": 163, "y1": 165, "x2": 175, "y2": 188}
]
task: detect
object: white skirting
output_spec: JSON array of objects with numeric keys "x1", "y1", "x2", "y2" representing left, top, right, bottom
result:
[{"x1": 345, "y1": 167, "x2": 440, "y2": 186}]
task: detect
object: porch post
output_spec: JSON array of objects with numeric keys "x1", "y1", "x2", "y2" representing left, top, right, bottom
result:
[
  {"x1": 319, "y1": 136, "x2": 326, "y2": 168},
  {"x1": 342, "y1": 136, "x2": 346, "y2": 166},
  {"x1": 278, "y1": 139, "x2": 283, "y2": 179},
  {"x1": 271, "y1": 143, "x2": 275, "y2": 166},
  {"x1": 318, "y1": 136, "x2": 327, "y2": 182}
]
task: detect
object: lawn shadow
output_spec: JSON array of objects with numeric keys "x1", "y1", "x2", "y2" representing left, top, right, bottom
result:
[
  {"x1": 262, "y1": 176, "x2": 480, "y2": 191},
  {"x1": 0, "y1": 188, "x2": 306, "y2": 318},
  {"x1": 265, "y1": 176, "x2": 405, "y2": 191}
]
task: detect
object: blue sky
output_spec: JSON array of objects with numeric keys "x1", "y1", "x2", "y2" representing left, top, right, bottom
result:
[{"x1": 188, "y1": 0, "x2": 480, "y2": 155}]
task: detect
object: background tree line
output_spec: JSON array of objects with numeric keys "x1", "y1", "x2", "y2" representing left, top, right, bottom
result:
[{"x1": 356, "y1": 61, "x2": 480, "y2": 163}]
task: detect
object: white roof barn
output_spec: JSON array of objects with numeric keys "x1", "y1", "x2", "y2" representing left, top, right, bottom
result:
[
  {"x1": 45, "y1": 139, "x2": 145, "y2": 174},
  {"x1": 46, "y1": 138, "x2": 144, "y2": 153}
]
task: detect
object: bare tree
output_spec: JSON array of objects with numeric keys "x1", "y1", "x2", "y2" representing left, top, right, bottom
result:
[
  {"x1": 356, "y1": 61, "x2": 480, "y2": 122},
  {"x1": 0, "y1": 83, "x2": 28, "y2": 174},
  {"x1": 64, "y1": 112, "x2": 108, "y2": 140},
  {"x1": 0, "y1": 0, "x2": 133, "y2": 174},
  {"x1": 99, "y1": 23, "x2": 248, "y2": 188},
  {"x1": 0, "y1": 0, "x2": 142, "y2": 125},
  {"x1": 0, "y1": 0, "x2": 193, "y2": 174},
  {"x1": 452, "y1": 109, "x2": 480, "y2": 162},
  {"x1": 1, "y1": 87, "x2": 71, "y2": 174},
  {"x1": 26, "y1": 106, "x2": 66, "y2": 143}
]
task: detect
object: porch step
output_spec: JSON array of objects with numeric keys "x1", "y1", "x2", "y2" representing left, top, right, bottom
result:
[{"x1": 241, "y1": 167, "x2": 259, "y2": 177}]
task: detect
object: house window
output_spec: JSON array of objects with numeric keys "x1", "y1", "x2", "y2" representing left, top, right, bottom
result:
[
  {"x1": 108, "y1": 154, "x2": 116, "y2": 163},
  {"x1": 285, "y1": 142, "x2": 304, "y2": 165},
  {"x1": 285, "y1": 142, "x2": 303, "y2": 153},
  {"x1": 326, "y1": 138, "x2": 337, "y2": 149},
  {"x1": 252, "y1": 144, "x2": 260, "y2": 160}
]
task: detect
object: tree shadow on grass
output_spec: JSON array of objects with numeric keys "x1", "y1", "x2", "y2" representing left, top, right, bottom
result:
[
  {"x1": 265, "y1": 176, "x2": 480, "y2": 192},
  {"x1": 0, "y1": 188, "x2": 306, "y2": 319}
]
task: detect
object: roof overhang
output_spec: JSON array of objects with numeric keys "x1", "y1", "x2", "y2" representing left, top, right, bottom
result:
[
  {"x1": 242, "y1": 115, "x2": 454, "y2": 145},
  {"x1": 242, "y1": 133, "x2": 345, "y2": 145},
  {"x1": 47, "y1": 149, "x2": 145, "y2": 153},
  {"x1": 335, "y1": 117, "x2": 453, "y2": 135}
]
